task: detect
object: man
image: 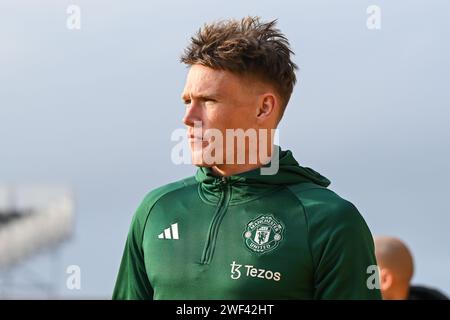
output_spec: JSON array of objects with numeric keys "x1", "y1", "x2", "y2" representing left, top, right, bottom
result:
[
  {"x1": 113, "y1": 16, "x2": 381, "y2": 300},
  {"x1": 374, "y1": 236, "x2": 448, "y2": 300}
]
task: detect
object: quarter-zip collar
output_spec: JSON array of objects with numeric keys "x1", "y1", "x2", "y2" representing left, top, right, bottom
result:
[{"x1": 195, "y1": 146, "x2": 331, "y2": 205}]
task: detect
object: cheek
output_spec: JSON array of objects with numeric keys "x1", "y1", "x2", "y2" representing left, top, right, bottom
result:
[
  {"x1": 230, "y1": 108, "x2": 254, "y2": 129},
  {"x1": 203, "y1": 106, "x2": 231, "y2": 130},
  {"x1": 226, "y1": 106, "x2": 254, "y2": 129},
  {"x1": 210, "y1": 106, "x2": 254, "y2": 130}
]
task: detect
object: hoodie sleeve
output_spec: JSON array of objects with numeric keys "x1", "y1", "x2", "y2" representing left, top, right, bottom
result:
[
  {"x1": 112, "y1": 195, "x2": 154, "y2": 300},
  {"x1": 306, "y1": 195, "x2": 382, "y2": 300},
  {"x1": 112, "y1": 179, "x2": 191, "y2": 300}
]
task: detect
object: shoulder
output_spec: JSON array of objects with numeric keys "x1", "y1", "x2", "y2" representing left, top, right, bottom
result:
[
  {"x1": 286, "y1": 182, "x2": 368, "y2": 233},
  {"x1": 140, "y1": 176, "x2": 196, "y2": 210},
  {"x1": 132, "y1": 176, "x2": 197, "y2": 225}
]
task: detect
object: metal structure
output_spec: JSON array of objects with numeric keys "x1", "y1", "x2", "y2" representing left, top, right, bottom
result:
[{"x1": 0, "y1": 186, "x2": 74, "y2": 298}]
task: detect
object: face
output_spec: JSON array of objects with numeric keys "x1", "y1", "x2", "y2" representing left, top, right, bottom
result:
[{"x1": 181, "y1": 64, "x2": 277, "y2": 167}]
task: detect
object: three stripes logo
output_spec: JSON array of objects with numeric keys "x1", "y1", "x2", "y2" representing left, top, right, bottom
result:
[{"x1": 158, "y1": 223, "x2": 179, "y2": 240}]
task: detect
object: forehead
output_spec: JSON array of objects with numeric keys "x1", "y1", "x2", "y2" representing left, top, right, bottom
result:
[{"x1": 182, "y1": 64, "x2": 242, "y2": 97}]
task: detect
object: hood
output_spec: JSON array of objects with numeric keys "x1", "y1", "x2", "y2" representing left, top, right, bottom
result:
[
  {"x1": 195, "y1": 146, "x2": 330, "y2": 186},
  {"x1": 194, "y1": 146, "x2": 330, "y2": 204}
]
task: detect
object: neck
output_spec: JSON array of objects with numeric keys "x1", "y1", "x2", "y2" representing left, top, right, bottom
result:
[
  {"x1": 209, "y1": 144, "x2": 274, "y2": 177},
  {"x1": 210, "y1": 163, "x2": 264, "y2": 177},
  {"x1": 383, "y1": 285, "x2": 410, "y2": 300}
]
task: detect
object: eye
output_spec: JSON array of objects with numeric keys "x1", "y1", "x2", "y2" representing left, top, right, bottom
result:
[{"x1": 183, "y1": 99, "x2": 191, "y2": 106}]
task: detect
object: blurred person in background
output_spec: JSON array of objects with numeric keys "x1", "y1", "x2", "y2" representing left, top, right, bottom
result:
[{"x1": 374, "y1": 236, "x2": 448, "y2": 300}]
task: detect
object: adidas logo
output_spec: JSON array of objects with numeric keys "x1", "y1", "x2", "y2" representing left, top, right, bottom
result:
[{"x1": 158, "y1": 223, "x2": 179, "y2": 240}]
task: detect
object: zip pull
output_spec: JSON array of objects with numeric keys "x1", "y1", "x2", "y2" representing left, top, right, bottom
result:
[{"x1": 218, "y1": 176, "x2": 228, "y2": 190}]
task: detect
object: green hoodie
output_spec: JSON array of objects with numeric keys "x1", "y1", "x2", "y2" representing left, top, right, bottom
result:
[{"x1": 113, "y1": 148, "x2": 381, "y2": 300}]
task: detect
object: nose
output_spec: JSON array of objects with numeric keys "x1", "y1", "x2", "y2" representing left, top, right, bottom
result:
[{"x1": 182, "y1": 101, "x2": 202, "y2": 127}]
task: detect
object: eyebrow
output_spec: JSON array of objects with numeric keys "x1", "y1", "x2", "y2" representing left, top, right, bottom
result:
[{"x1": 181, "y1": 92, "x2": 221, "y2": 102}]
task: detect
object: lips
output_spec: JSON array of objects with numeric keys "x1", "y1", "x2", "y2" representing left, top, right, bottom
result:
[
  {"x1": 187, "y1": 131, "x2": 204, "y2": 141},
  {"x1": 188, "y1": 135, "x2": 203, "y2": 139}
]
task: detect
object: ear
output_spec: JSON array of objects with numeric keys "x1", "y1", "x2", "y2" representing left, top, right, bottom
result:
[
  {"x1": 256, "y1": 94, "x2": 277, "y2": 122},
  {"x1": 380, "y1": 268, "x2": 394, "y2": 292}
]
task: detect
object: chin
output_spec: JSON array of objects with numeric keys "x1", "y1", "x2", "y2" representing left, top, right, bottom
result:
[
  {"x1": 190, "y1": 151, "x2": 209, "y2": 167},
  {"x1": 193, "y1": 163, "x2": 213, "y2": 168}
]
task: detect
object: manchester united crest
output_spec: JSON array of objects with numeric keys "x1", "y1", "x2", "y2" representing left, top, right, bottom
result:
[{"x1": 243, "y1": 214, "x2": 284, "y2": 254}]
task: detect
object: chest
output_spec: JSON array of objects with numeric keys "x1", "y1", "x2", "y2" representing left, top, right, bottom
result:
[{"x1": 142, "y1": 194, "x2": 314, "y2": 299}]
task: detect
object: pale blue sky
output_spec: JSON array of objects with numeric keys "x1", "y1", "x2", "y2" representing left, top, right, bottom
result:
[{"x1": 0, "y1": 0, "x2": 449, "y2": 298}]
